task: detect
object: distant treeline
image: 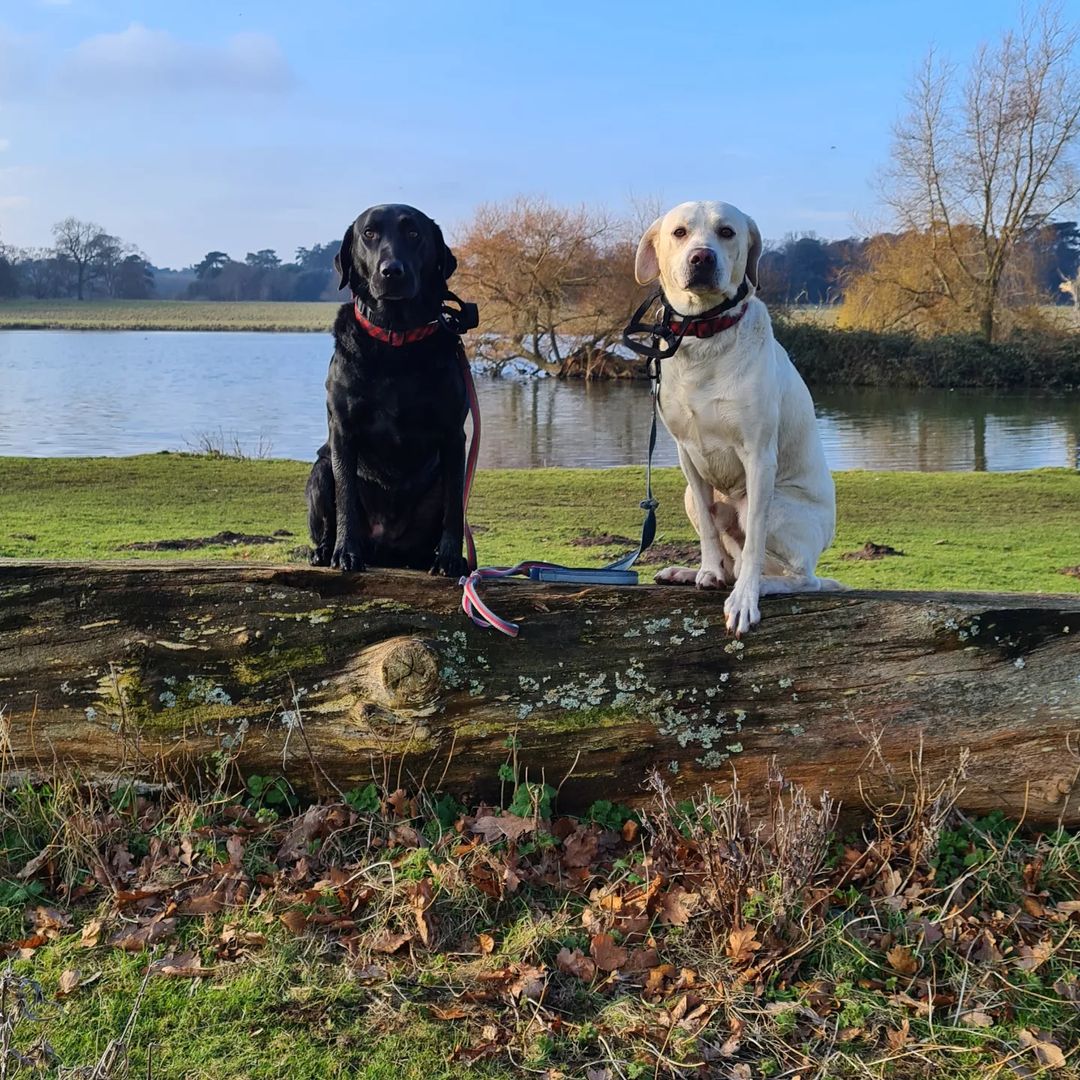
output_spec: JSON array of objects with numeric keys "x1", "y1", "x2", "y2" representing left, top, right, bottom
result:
[
  {"x1": 0, "y1": 221, "x2": 347, "y2": 303},
  {"x1": 1, "y1": 215, "x2": 1078, "y2": 310}
]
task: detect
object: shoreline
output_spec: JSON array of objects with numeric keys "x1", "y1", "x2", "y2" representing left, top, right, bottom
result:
[{"x1": 2, "y1": 300, "x2": 1078, "y2": 389}]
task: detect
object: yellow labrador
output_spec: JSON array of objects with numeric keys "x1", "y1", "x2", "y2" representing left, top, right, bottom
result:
[{"x1": 635, "y1": 200, "x2": 841, "y2": 635}]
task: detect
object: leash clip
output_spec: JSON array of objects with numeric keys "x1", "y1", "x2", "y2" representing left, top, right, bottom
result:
[{"x1": 439, "y1": 289, "x2": 480, "y2": 335}]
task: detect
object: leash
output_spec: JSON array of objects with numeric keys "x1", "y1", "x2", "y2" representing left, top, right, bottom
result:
[
  {"x1": 458, "y1": 351, "x2": 662, "y2": 638},
  {"x1": 622, "y1": 280, "x2": 749, "y2": 362}
]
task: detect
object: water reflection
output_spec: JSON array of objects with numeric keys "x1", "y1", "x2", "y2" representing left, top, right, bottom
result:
[{"x1": 0, "y1": 330, "x2": 1076, "y2": 471}]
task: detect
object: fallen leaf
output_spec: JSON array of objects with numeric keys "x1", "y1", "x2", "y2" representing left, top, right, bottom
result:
[
  {"x1": 643, "y1": 964, "x2": 676, "y2": 999},
  {"x1": 477, "y1": 933, "x2": 495, "y2": 955},
  {"x1": 409, "y1": 879, "x2": 435, "y2": 947},
  {"x1": 279, "y1": 910, "x2": 309, "y2": 935},
  {"x1": 556, "y1": 947, "x2": 596, "y2": 981},
  {"x1": 371, "y1": 930, "x2": 412, "y2": 954},
  {"x1": 56, "y1": 969, "x2": 81, "y2": 998},
  {"x1": 561, "y1": 828, "x2": 600, "y2": 868},
  {"x1": 1014, "y1": 939, "x2": 1053, "y2": 972},
  {"x1": 886, "y1": 1017, "x2": 910, "y2": 1050},
  {"x1": 660, "y1": 886, "x2": 698, "y2": 926},
  {"x1": 30, "y1": 907, "x2": 72, "y2": 935},
  {"x1": 148, "y1": 951, "x2": 205, "y2": 978},
  {"x1": 1022, "y1": 895, "x2": 1046, "y2": 918},
  {"x1": 589, "y1": 932, "x2": 628, "y2": 972},
  {"x1": 509, "y1": 963, "x2": 547, "y2": 1002},
  {"x1": 80, "y1": 918, "x2": 104, "y2": 948},
  {"x1": 726, "y1": 925, "x2": 762, "y2": 966},
  {"x1": 429, "y1": 1004, "x2": 468, "y2": 1021},
  {"x1": 623, "y1": 947, "x2": 660, "y2": 972},
  {"x1": 621, "y1": 819, "x2": 639, "y2": 843},
  {"x1": 181, "y1": 894, "x2": 224, "y2": 916},
  {"x1": 471, "y1": 814, "x2": 535, "y2": 844},
  {"x1": 886, "y1": 944, "x2": 918, "y2": 975},
  {"x1": 960, "y1": 1010, "x2": 994, "y2": 1028},
  {"x1": 108, "y1": 918, "x2": 177, "y2": 952},
  {"x1": 1018, "y1": 1030, "x2": 1067, "y2": 1070}
]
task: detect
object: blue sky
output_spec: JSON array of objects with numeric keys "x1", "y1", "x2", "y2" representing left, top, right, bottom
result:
[{"x1": 0, "y1": 0, "x2": 1030, "y2": 268}]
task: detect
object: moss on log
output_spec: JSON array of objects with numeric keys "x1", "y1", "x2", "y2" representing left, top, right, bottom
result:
[{"x1": 0, "y1": 561, "x2": 1078, "y2": 822}]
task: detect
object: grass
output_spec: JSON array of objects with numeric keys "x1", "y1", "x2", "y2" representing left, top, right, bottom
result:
[
  {"x1": 1, "y1": 767, "x2": 1078, "y2": 1079},
  {"x1": 1, "y1": 455, "x2": 1078, "y2": 1076},
  {"x1": 0, "y1": 455, "x2": 1078, "y2": 594},
  {"x1": 0, "y1": 300, "x2": 338, "y2": 332}
]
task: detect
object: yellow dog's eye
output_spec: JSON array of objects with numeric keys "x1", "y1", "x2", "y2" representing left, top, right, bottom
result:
[
  {"x1": 718, "y1": 226, "x2": 735, "y2": 239},
  {"x1": 673, "y1": 226, "x2": 687, "y2": 238}
]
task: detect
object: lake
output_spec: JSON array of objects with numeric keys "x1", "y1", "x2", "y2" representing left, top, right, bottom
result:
[{"x1": 0, "y1": 330, "x2": 1077, "y2": 471}]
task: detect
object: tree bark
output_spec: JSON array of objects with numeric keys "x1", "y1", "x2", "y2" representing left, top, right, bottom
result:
[{"x1": 1, "y1": 561, "x2": 1078, "y2": 823}]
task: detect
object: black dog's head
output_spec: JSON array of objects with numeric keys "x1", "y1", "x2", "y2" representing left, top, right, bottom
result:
[{"x1": 335, "y1": 205, "x2": 456, "y2": 312}]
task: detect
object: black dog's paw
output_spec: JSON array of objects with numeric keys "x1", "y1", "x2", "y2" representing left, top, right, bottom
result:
[
  {"x1": 331, "y1": 541, "x2": 366, "y2": 572},
  {"x1": 310, "y1": 545, "x2": 332, "y2": 567},
  {"x1": 430, "y1": 535, "x2": 469, "y2": 579}
]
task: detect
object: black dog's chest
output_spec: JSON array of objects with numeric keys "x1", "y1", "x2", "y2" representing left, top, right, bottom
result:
[{"x1": 327, "y1": 340, "x2": 466, "y2": 481}]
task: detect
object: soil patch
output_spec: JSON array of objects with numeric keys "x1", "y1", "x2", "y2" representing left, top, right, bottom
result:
[
  {"x1": 118, "y1": 529, "x2": 294, "y2": 552},
  {"x1": 841, "y1": 541, "x2": 905, "y2": 561}
]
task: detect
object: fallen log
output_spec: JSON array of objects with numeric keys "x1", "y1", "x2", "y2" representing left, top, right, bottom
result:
[{"x1": 0, "y1": 561, "x2": 1078, "y2": 823}]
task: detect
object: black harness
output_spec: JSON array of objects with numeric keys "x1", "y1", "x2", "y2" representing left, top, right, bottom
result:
[{"x1": 622, "y1": 280, "x2": 750, "y2": 363}]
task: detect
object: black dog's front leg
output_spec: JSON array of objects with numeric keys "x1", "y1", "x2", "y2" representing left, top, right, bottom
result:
[
  {"x1": 431, "y1": 428, "x2": 469, "y2": 579},
  {"x1": 330, "y1": 429, "x2": 366, "y2": 571}
]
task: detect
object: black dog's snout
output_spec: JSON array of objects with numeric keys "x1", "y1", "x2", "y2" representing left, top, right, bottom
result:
[
  {"x1": 688, "y1": 248, "x2": 716, "y2": 268},
  {"x1": 379, "y1": 259, "x2": 406, "y2": 280}
]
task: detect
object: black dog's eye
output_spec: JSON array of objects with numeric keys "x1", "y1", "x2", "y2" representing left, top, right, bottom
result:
[
  {"x1": 718, "y1": 226, "x2": 735, "y2": 239},
  {"x1": 407, "y1": 229, "x2": 419, "y2": 240},
  {"x1": 673, "y1": 226, "x2": 687, "y2": 238},
  {"x1": 362, "y1": 228, "x2": 377, "y2": 240}
]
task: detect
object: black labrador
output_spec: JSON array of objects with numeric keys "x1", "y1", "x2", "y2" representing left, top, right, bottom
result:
[{"x1": 306, "y1": 204, "x2": 471, "y2": 578}]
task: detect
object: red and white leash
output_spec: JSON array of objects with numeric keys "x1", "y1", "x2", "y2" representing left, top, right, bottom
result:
[
  {"x1": 455, "y1": 345, "x2": 659, "y2": 638},
  {"x1": 455, "y1": 343, "x2": 543, "y2": 637}
]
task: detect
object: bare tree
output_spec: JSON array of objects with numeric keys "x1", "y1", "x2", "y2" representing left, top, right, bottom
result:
[
  {"x1": 52, "y1": 217, "x2": 104, "y2": 300},
  {"x1": 883, "y1": 4, "x2": 1080, "y2": 340},
  {"x1": 453, "y1": 197, "x2": 617, "y2": 368}
]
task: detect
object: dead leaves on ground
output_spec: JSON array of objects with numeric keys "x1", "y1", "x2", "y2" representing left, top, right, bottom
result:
[{"x1": 4, "y1": 787, "x2": 1080, "y2": 1078}]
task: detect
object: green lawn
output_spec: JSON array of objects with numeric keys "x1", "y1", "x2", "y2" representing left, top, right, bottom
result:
[
  {"x1": 0, "y1": 299, "x2": 337, "y2": 332},
  {"x1": 0, "y1": 455, "x2": 1077, "y2": 593}
]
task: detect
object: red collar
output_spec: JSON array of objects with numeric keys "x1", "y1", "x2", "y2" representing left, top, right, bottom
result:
[
  {"x1": 668, "y1": 301, "x2": 748, "y2": 339},
  {"x1": 353, "y1": 300, "x2": 440, "y2": 346}
]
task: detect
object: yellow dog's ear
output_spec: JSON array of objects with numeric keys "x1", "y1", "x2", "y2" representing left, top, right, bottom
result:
[
  {"x1": 744, "y1": 214, "x2": 762, "y2": 289},
  {"x1": 634, "y1": 217, "x2": 662, "y2": 285}
]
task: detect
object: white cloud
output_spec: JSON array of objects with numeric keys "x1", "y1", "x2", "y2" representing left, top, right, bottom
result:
[
  {"x1": 0, "y1": 138, "x2": 9, "y2": 152},
  {"x1": 59, "y1": 24, "x2": 293, "y2": 96},
  {"x1": 0, "y1": 194, "x2": 29, "y2": 209}
]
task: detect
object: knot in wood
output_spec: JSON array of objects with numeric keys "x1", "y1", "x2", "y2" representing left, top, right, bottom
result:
[{"x1": 365, "y1": 637, "x2": 441, "y2": 710}]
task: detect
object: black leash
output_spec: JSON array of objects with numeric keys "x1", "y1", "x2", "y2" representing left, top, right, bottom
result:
[
  {"x1": 622, "y1": 281, "x2": 749, "y2": 362},
  {"x1": 605, "y1": 354, "x2": 661, "y2": 572}
]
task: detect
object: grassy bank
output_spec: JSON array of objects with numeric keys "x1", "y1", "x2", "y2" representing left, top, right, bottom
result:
[
  {"x1": 774, "y1": 318, "x2": 1080, "y2": 390},
  {"x1": 0, "y1": 455, "x2": 1078, "y2": 593},
  {"x1": 3, "y1": 299, "x2": 1078, "y2": 390},
  {"x1": 0, "y1": 299, "x2": 337, "y2": 332}
]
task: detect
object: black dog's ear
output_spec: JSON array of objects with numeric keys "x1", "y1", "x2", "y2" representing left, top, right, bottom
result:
[
  {"x1": 334, "y1": 224, "x2": 355, "y2": 292},
  {"x1": 431, "y1": 221, "x2": 456, "y2": 280}
]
